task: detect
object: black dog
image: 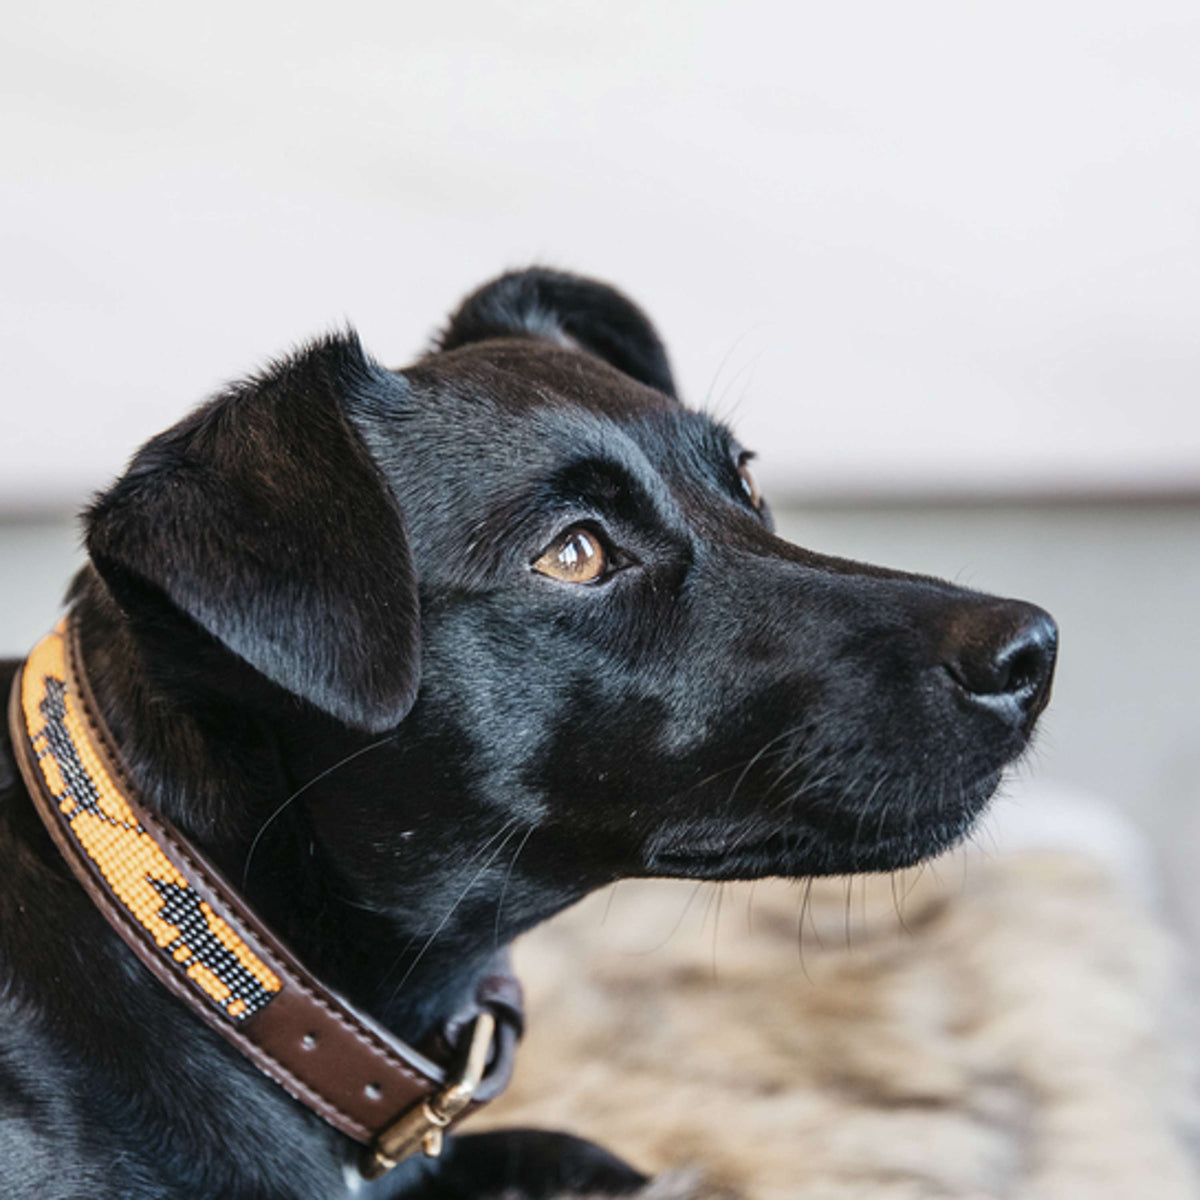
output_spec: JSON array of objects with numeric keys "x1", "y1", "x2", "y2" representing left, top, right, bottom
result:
[{"x1": 0, "y1": 269, "x2": 1056, "y2": 1199}]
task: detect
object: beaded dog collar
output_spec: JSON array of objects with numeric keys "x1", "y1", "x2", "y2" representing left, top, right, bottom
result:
[{"x1": 7, "y1": 615, "x2": 520, "y2": 1178}]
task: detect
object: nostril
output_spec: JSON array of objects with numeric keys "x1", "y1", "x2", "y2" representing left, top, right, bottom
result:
[
  {"x1": 999, "y1": 641, "x2": 1046, "y2": 696},
  {"x1": 941, "y1": 604, "x2": 1058, "y2": 722}
]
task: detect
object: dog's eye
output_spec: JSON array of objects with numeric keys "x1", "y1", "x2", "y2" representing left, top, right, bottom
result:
[
  {"x1": 737, "y1": 456, "x2": 762, "y2": 509},
  {"x1": 532, "y1": 526, "x2": 610, "y2": 584}
]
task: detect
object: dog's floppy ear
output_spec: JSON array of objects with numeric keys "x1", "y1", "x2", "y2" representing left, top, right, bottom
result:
[
  {"x1": 86, "y1": 334, "x2": 418, "y2": 733},
  {"x1": 438, "y1": 268, "x2": 678, "y2": 398}
]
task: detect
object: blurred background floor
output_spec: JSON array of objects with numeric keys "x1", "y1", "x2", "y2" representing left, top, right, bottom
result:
[{"x1": 4, "y1": 500, "x2": 1196, "y2": 957}]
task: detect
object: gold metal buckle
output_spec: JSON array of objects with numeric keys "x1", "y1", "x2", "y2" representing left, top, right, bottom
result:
[{"x1": 360, "y1": 1011, "x2": 497, "y2": 1180}]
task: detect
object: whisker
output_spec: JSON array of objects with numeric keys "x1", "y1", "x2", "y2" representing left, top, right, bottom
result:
[
  {"x1": 386, "y1": 821, "x2": 522, "y2": 1002},
  {"x1": 847, "y1": 775, "x2": 888, "y2": 857},
  {"x1": 710, "y1": 882, "x2": 724, "y2": 982},
  {"x1": 700, "y1": 881, "x2": 719, "y2": 934},
  {"x1": 655, "y1": 756, "x2": 761, "y2": 812},
  {"x1": 600, "y1": 881, "x2": 620, "y2": 926},
  {"x1": 712, "y1": 345, "x2": 768, "y2": 424},
  {"x1": 890, "y1": 871, "x2": 913, "y2": 936},
  {"x1": 796, "y1": 877, "x2": 816, "y2": 982},
  {"x1": 702, "y1": 326, "x2": 760, "y2": 414},
  {"x1": 773, "y1": 773, "x2": 834, "y2": 814},
  {"x1": 657, "y1": 724, "x2": 813, "y2": 819},
  {"x1": 761, "y1": 742, "x2": 825, "y2": 803},
  {"x1": 723, "y1": 725, "x2": 806, "y2": 813},
  {"x1": 902, "y1": 861, "x2": 927, "y2": 905},
  {"x1": 241, "y1": 734, "x2": 396, "y2": 888},
  {"x1": 627, "y1": 880, "x2": 705, "y2": 956},
  {"x1": 492, "y1": 824, "x2": 536, "y2": 948}
]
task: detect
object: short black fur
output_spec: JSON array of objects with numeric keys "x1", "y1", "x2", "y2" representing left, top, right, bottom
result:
[{"x1": 0, "y1": 269, "x2": 1056, "y2": 1198}]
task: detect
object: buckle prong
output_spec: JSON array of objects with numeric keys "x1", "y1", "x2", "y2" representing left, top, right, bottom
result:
[{"x1": 361, "y1": 1011, "x2": 496, "y2": 1179}]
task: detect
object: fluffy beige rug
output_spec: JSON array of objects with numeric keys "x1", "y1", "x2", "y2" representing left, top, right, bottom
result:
[{"x1": 475, "y1": 845, "x2": 1198, "y2": 1199}]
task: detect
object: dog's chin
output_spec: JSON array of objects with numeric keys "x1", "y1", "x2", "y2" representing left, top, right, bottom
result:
[{"x1": 645, "y1": 774, "x2": 1001, "y2": 882}]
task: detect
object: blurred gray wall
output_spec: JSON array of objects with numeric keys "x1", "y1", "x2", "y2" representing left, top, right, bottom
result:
[{"x1": 3, "y1": 1, "x2": 1200, "y2": 509}]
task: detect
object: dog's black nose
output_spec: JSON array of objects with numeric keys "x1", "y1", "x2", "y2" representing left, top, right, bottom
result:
[{"x1": 941, "y1": 602, "x2": 1058, "y2": 732}]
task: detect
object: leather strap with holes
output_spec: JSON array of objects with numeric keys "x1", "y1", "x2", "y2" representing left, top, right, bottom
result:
[{"x1": 6, "y1": 614, "x2": 518, "y2": 1154}]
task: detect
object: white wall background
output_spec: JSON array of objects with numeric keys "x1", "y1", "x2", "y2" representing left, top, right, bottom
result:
[{"x1": 3, "y1": 1, "x2": 1199, "y2": 509}]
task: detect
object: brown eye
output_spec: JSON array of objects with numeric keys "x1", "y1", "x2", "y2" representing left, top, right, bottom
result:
[
  {"x1": 532, "y1": 526, "x2": 609, "y2": 584},
  {"x1": 738, "y1": 459, "x2": 762, "y2": 509}
]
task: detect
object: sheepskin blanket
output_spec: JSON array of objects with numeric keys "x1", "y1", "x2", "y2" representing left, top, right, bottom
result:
[{"x1": 475, "y1": 834, "x2": 1198, "y2": 1198}]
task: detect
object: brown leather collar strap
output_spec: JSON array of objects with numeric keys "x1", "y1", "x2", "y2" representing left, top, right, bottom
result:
[{"x1": 6, "y1": 616, "x2": 519, "y2": 1175}]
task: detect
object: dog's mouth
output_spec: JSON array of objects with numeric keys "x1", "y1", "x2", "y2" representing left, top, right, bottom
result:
[{"x1": 644, "y1": 773, "x2": 1001, "y2": 881}]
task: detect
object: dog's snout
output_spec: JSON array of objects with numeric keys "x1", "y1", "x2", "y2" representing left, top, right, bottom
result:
[{"x1": 941, "y1": 602, "x2": 1058, "y2": 732}]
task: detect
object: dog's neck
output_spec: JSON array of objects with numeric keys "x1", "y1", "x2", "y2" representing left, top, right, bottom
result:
[{"x1": 63, "y1": 575, "x2": 550, "y2": 1045}]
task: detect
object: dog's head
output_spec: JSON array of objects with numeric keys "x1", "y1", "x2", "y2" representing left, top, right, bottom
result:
[{"x1": 84, "y1": 269, "x2": 1056, "y2": 933}]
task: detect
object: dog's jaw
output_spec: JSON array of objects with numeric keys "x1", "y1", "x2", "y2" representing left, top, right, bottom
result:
[{"x1": 642, "y1": 776, "x2": 1002, "y2": 881}]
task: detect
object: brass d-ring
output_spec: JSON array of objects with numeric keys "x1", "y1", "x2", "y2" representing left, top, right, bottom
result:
[{"x1": 361, "y1": 1011, "x2": 497, "y2": 1179}]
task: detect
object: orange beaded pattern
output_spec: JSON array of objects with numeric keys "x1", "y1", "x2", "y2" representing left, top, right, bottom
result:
[{"x1": 20, "y1": 621, "x2": 282, "y2": 1022}]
